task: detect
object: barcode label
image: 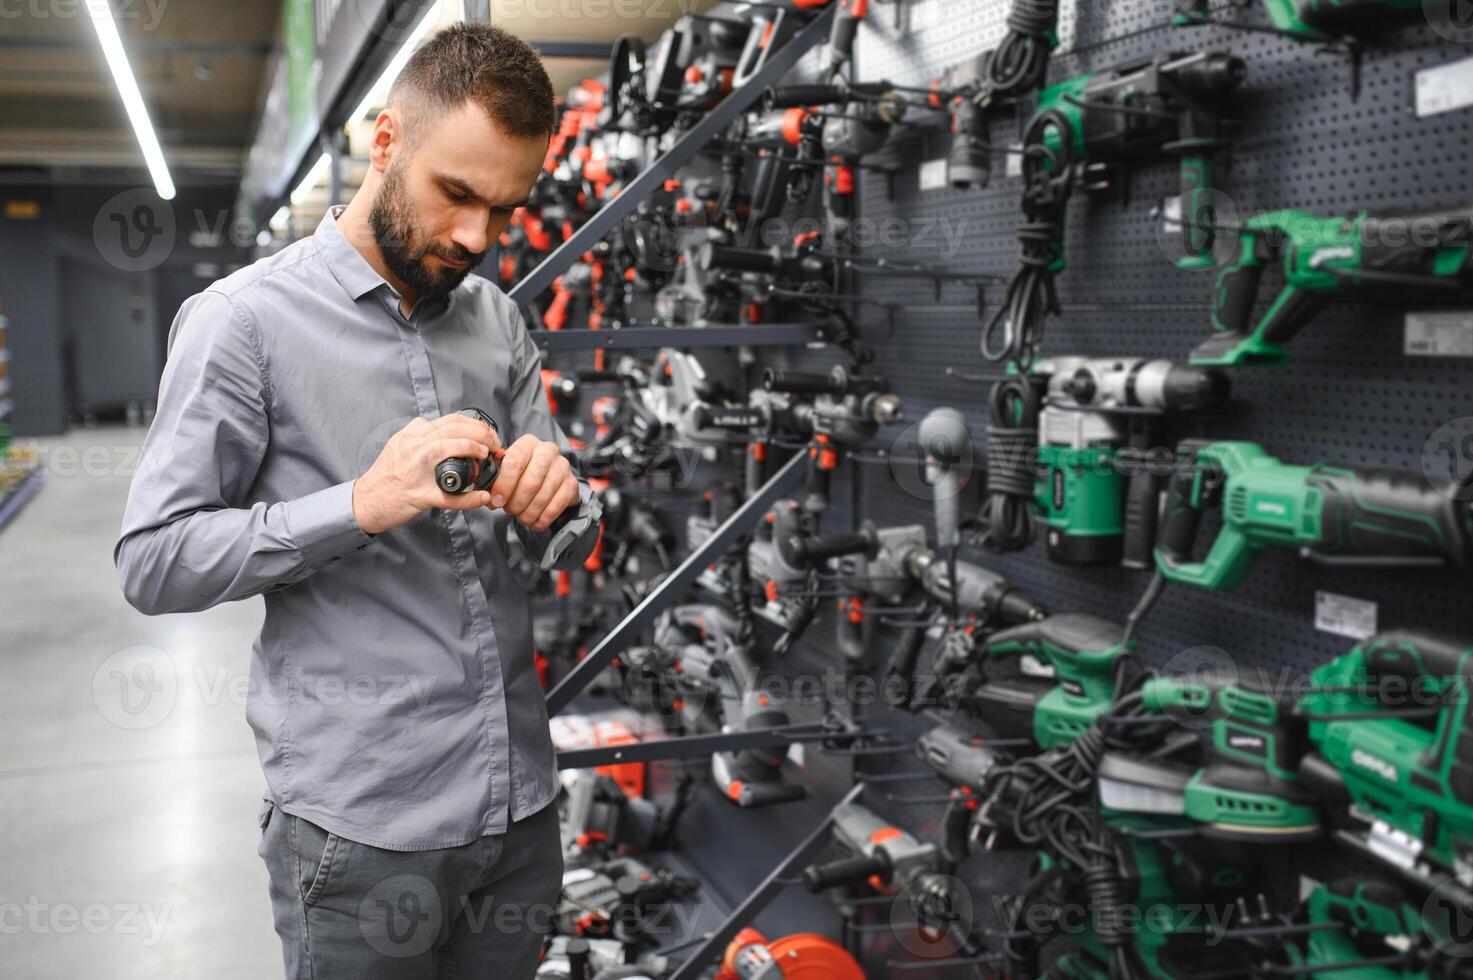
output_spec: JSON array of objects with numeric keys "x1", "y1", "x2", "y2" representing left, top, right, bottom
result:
[
  {"x1": 1405, "y1": 311, "x2": 1473, "y2": 358},
  {"x1": 1415, "y1": 56, "x2": 1473, "y2": 118},
  {"x1": 1315, "y1": 591, "x2": 1378, "y2": 641}
]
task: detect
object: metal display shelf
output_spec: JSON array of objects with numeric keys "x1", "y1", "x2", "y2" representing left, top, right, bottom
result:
[{"x1": 533, "y1": 323, "x2": 827, "y2": 353}]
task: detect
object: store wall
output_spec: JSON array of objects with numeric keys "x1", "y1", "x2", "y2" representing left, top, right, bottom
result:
[{"x1": 0, "y1": 184, "x2": 252, "y2": 437}]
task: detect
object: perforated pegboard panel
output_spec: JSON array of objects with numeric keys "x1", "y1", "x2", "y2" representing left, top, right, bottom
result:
[
  {"x1": 763, "y1": 0, "x2": 1473, "y2": 971},
  {"x1": 533, "y1": 1, "x2": 1473, "y2": 972}
]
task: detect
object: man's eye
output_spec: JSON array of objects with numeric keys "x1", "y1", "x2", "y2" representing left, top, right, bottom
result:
[{"x1": 443, "y1": 186, "x2": 467, "y2": 202}]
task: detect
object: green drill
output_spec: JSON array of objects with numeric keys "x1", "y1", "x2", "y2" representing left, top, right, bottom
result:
[{"x1": 1190, "y1": 205, "x2": 1473, "y2": 366}]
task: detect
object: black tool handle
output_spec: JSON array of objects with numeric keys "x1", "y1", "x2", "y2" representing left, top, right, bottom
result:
[
  {"x1": 787, "y1": 530, "x2": 874, "y2": 565},
  {"x1": 941, "y1": 793, "x2": 973, "y2": 866},
  {"x1": 732, "y1": 780, "x2": 807, "y2": 808},
  {"x1": 1155, "y1": 441, "x2": 1216, "y2": 571},
  {"x1": 700, "y1": 242, "x2": 781, "y2": 276},
  {"x1": 803, "y1": 852, "x2": 888, "y2": 892},
  {"x1": 885, "y1": 624, "x2": 927, "y2": 706},
  {"x1": 765, "y1": 84, "x2": 848, "y2": 109},
  {"x1": 764, "y1": 368, "x2": 844, "y2": 396},
  {"x1": 805, "y1": 449, "x2": 835, "y2": 514}
]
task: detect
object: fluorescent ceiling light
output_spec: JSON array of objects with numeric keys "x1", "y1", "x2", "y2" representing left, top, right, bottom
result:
[
  {"x1": 269, "y1": 205, "x2": 291, "y2": 232},
  {"x1": 347, "y1": 0, "x2": 451, "y2": 123},
  {"x1": 84, "y1": 0, "x2": 175, "y2": 201},
  {"x1": 291, "y1": 154, "x2": 332, "y2": 206}
]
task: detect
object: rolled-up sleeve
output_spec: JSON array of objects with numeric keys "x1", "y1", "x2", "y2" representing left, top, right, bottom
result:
[
  {"x1": 114, "y1": 290, "x2": 375, "y2": 616},
  {"x1": 504, "y1": 309, "x2": 598, "y2": 571}
]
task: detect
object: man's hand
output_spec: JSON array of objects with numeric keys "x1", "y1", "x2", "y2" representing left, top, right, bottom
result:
[
  {"x1": 488, "y1": 434, "x2": 581, "y2": 532},
  {"x1": 353, "y1": 414, "x2": 501, "y2": 535}
]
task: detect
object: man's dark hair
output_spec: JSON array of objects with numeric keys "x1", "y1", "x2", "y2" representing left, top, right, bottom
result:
[{"x1": 388, "y1": 23, "x2": 556, "y2": 140}]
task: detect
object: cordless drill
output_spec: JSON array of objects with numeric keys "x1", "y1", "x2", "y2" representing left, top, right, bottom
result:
[
  {"x1": 1189, "y1": 204, "x2": 1473, "y2": 366},
  {"x1": 436, "y1": 408, "x2": 500, "y2": 494},
  {"x1": 1298, "y1": 630, "x2": 1473, "y2": 887},
  {"x1": 1139, "y1": 673, "x2": 1321, "y2": 841},
  {"x1": 986, "y1": 50, "x2": 1247, "y2": 366},
  {"x1": 1155, "y1": 440, "x2": 1473, "y2": 591},
  {"x1": 1024, "y1": 357, "x2": 1230, "y2": 567}
]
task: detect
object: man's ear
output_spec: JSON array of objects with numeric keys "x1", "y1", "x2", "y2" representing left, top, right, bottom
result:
[{"x1": 369, "y1": 108, "x2": 402, "y2": 173}]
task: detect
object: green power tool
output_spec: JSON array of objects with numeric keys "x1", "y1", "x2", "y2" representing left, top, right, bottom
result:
[
  {"x1": 1139, "y1": 674, "x2": 1321, "y2": 841},
  {"x1": 965, "y1": 614, "x2": 1137, "y2": 750},
  {"x1": 1272, "y1": 876, "x2": 1473, "y2": 980},
  {"x1": 1189, "y1": 205, "x2": 1473, "y2": 366},
  {"x1": 1298, "y1": 630, "x2": 1473, "y2": 892},
  {"x1": 1175, "y1": 0, "x2": 1456, "y2": 43},
  {"x1": 1154, "y1": 440, "x2": 1473, "y2": 591},
  {"x1": 1031, "y1": 356, "x2": 1231, "y2": 566},
  {"x1": 984, "y1": 50, "x2": 1247, "y2": 366}
]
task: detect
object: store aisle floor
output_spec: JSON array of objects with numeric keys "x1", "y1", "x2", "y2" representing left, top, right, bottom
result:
[{"x1": 0, "y1": 425, "x2": 281, "y2": 979}]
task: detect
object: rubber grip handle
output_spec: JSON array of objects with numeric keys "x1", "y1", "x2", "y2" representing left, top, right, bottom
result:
[
  {"x1": 765, "y1": 84, "x2": 848, "y2": 109},
  {"x1": 731, "y1": 779, "x2": 807, "y2": 808},
  {"x1": 764, "y1": 369, "x2": 843, "y2": 396},
  {"x1": 941, "y1": 794, "x2": 973, "y2": 866},
  {"x1": 1312, "y1": 466, "x2": 1473, "y2": 568},
  {"x1": 828, "y1": 4, "x2": 863, "y2": 69},
  {"x1": 788, "y1": 530, "x2": 874, "y2": 565},
  {"x1": 1207, "y1": 232, "x2": 1266, "y2": 344},
  {"x1": 1155, "y1": 450, "x2": 1213, "y2": 571},
  {"x1": 1121, "y1": 461, "x2": 1162, "y2": 570},
  {"x1": 803, "y1": 853, "x2": 888, "y2": 892},
  {"x1": 885, "y1": 625, "x2": 926, "y2": 704},
  {"x1": 700, "y1": 243, "x2": 781, "y2": 275}
]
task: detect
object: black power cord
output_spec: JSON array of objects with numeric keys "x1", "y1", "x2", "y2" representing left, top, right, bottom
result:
[
  {"x1": 983, "y1": 109, "x2": 1076, "y2": 368},
  {"x1": 981, "y1": 374, "x2": 1043, "y2": 551},
  {"x1": 987, "y1": 0, "x2": 1060, "y2": 98}
]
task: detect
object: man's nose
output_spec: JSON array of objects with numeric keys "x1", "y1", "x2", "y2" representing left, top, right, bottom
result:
[{"x1": 451, "y1": 213, "x2": 491, "y2": 258}]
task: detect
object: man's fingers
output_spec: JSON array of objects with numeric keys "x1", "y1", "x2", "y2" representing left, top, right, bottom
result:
[
  {"x1": 532, "y1": 478, "x2": 581, "y2": 532},
  {"x1": 488, "y1": 435, "x2": 540, "y2": 507},
  {"x1": 506, "y1": 443, "x2": 559, "y2": 518},
  {"x1": 521, "y1": 459, "x2": 571, "y2": 527},
  {"x1": 437, "y1": 490, "x2": 495, "y2": 512},
  {"x1": 426, "y1": 438, "x2": 496, "y2": 468},
  {"x1": 431, "y1": 415, "x2": 502, "y2": 454}
]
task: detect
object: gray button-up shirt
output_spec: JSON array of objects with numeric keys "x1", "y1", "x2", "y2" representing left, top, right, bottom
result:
[{"x1": 115, "y1": 209, "x2": 594, "y2": 850}]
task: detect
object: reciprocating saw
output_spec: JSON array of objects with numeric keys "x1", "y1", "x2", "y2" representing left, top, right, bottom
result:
[
  {"x1": 1190, "y1": 205, "x2": 1473, "y2": 366},
  {"x1": 1155, "y1": 440, "x2": 1473, "y2": 591}
]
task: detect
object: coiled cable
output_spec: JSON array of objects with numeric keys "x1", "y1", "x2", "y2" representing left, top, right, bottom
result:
[{"x1": 982, "y1": 374, "x2": 1043, "y2": 551}]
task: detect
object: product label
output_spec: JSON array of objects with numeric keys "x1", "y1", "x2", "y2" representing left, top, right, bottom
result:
[
  {"x1": 1315, "y1": 591, "x2": 1378, "y2": 641},
  {"x1": 1005, "y1": 143, "x2": 1024, "y2": 179},
  {"x1": 919, "y1": 158, "x2": 949, "y2": 192},
  {"x1": 1415, "y1": 55, "x2": 1473, "y2": 118},
  {"x1": 1405, "y1": 311, "x2": 1473, "y2": 358}
]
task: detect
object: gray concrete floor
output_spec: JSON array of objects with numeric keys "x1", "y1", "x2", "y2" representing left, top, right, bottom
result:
[{"x1": 0, "y1": 425, "x2": 281, "y2": 978}]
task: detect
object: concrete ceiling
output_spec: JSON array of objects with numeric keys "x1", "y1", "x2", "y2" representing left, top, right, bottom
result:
[
  {"x1": 0, "y1": 1, "x2": 279, "y2": 185},
  {"x1": 0, "y1": 0, "x2": 718, "y2": 191}
]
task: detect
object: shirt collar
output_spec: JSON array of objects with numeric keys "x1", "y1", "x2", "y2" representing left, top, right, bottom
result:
[
  {"x1": 315, "y1": 206, "x2": 456, "y2": 320},
  {"x1": 316, "y1": 206, "x2": 388, "y2": 301}
]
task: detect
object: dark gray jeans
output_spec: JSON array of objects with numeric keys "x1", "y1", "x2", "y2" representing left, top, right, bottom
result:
[{"x1": 257, "y1": 799, "x2": 563, "y2": 979}]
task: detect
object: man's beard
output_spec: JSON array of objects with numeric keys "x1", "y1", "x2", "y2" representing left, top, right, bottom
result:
[{"x1": 368, "y1": 161, "x2": 482, "y2": 299}]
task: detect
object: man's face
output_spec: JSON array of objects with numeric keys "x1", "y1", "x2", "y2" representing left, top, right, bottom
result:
[{"x1": 369, "y1": 101, "x2": 547, "y2": 299}]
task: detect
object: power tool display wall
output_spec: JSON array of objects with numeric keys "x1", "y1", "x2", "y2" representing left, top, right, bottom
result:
[{"x1": 527, "y1": 0, "x2": 1473, "y2": 976}]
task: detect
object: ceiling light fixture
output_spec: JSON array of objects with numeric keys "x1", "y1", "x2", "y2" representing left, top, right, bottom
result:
[{"x1": 84, "y1": 0, "x2": 175, "y2": 201}]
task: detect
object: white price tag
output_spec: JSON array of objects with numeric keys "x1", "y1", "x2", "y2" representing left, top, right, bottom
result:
[
  {"x1": 1415, "y1": 55, "x2": 1473, "y2": 118},
  {"x1": 1005, "y1": 143, "x2": 1024, "y2": 179},
  {"x1": 790, "y1": 743, "x2": 805, "y2": 767},
  {"x1": 920, "y1": 158, "x2": 949, "y2": 192},
  {"x1": 1315, "y1": 591, "x2": 1378, "y2": 641},
  {"x1": 1405, "y1": 311, "x2": 1473, "y2": 358}
]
